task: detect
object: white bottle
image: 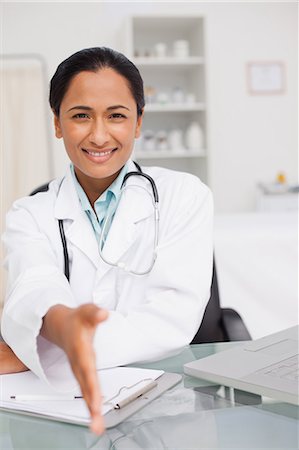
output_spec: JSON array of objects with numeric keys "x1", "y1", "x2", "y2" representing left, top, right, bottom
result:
[
  {"x1": 168, "y1": 129, "x2": 184, "y2": 151},
  {"x1": 154, "y1": 42, "x2": 167, "y2": 58},
  {"x1": 173, "y1": 40, "x2": 190, "y2": 58},
  {"x1": 185, "y1": 122, "x2": 204, "y2": 151}
]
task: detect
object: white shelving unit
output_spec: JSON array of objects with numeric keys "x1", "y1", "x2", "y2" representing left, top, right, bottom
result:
[{"x1": 126, "y1": 16, "x2": 208, "y2": 182}]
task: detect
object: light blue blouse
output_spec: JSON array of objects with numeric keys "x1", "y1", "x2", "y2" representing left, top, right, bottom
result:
[{"x1": 70, "y1": 164, "x2": 128, "y2": 248}]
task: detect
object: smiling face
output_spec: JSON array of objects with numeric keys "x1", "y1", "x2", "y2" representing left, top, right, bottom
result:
[{"x1": 54, "y1": 68, "x2": 143, "y2": 200}]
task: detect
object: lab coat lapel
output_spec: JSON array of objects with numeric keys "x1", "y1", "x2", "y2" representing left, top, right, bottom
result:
[
  {"x1": 54, "y1": 169, "x2": 100, "y2": 269},
  {"x1": 66, "y1": 214, "x2": 101, "y2": 269}
]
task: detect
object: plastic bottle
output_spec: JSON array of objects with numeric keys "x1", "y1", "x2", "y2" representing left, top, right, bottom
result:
[{"x1": 185, "y1": 122, "x2": 204, "y2": 150}]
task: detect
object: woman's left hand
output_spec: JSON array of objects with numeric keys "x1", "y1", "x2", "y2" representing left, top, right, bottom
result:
[{"x1": 0, "y1": 342, "x2": 28, "y2": 374}]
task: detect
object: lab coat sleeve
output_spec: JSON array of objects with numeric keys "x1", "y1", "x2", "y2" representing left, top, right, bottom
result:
[
  {"x1": 1, "y1": 200, "x2": 76, "y2": 382},
  {"x1": 95, "y1": 176, "x2": 214, "y2": 368}
]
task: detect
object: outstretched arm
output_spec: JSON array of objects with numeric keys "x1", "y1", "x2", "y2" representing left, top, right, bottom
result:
[{"x1": 41, "y1": 303, "x2": 108, "y2": 435}]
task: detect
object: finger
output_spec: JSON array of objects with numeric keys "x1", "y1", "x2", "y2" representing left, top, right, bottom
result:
[
  {"x1": 95, "y1": 308, "x2": 109, "y2": 323},
  {"x1": 80, "y1": 305, "x2": 109, "y2": 328},
  {"x1": 81, "y1": 371, "x2": 105, "y2": 435},
  {"x1": 90, "y1": 410, "x2": 105, "y2": 435},
  {"x1": 88, "y1": 380, "x2": 105, "y2": 435},
  {"x1": 71, "y1": 350, "x2": 105, "y2": 434}
]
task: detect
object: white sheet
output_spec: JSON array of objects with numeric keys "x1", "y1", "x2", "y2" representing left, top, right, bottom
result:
[
  {"x1": 0, "y1": 367, "x2": 164, "y2": 424},
  {"x1": 214, "y1": 212, "x2": 298, "y2": 339}
]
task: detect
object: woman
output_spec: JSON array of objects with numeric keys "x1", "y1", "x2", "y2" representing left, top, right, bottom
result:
[{"x1": 0, "y1": 47, "x2": 213, "y2": 433}]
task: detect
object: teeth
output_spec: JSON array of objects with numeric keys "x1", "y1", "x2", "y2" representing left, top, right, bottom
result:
[{"x1": 86, "y1": 149, "x2": 114, "y2": 156}]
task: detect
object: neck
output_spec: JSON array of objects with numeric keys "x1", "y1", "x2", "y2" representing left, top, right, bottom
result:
[{"x1": 74, "y1": 167, "x2": 121, "y2": 206}]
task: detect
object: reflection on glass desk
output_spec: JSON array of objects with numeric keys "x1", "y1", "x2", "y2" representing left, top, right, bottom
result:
[{"x1": 1, "y1": 342, "x2": 298, "y2": 450}]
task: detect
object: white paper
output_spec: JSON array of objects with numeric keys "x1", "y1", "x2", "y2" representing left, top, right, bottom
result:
[{"x1": 0, "y1": 367, "x2": 164, "y2": 424}]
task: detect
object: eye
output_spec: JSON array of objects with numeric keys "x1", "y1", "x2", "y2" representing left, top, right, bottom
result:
[
  {"x1": 73, "y1": 113, "x2": 90, "y2": 119},
  {"x1": 109, "y1": 113, "x2": 126, "y2": 120}
]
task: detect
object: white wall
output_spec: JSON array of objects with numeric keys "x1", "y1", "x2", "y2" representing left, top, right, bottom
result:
[{"x1": 2, "y1": 1, "x2": 297, "y2": 212}]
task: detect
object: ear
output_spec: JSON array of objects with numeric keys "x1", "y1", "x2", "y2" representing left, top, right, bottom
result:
[
  {"x1": 135, "y1": 109, "x2": 144, "y2": 139},
  {"x1": 53, "y1": 113, "x2": 63, "y2": 139}
]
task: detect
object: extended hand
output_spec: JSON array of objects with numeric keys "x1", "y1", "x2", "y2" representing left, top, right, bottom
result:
[
  {"x1": 42, "y1": 304, "x2": 108, "y2": 435},
  {"x1": 0, "y1": 342, "x2": 28, "y2": 374}
]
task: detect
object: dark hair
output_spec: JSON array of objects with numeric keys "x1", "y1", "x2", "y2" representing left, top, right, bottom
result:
[{"x1": 49, "y1": 47, "x2": 145, "y2": 117}]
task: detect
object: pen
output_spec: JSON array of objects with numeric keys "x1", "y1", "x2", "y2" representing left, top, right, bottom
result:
[
  {"x1": 114, "y1": 380, "x2": 158, "y2": 409},
  {"x1": 10, "y1": 395, "x2": 83, "y2": 401}
]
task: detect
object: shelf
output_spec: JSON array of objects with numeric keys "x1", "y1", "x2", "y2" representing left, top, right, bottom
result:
[
  {"x1": 135, "y1": 149, "x2": 206, "y2": 159},
  {"x1": 128, "y1": 15, "x2": 207, "y2": 181},
  {"x1": 133, "y1": 57, "x2": 204, "y2": 66},
  {"x1": 145, "y1": 103, "x2": 205, "y2": 112}
]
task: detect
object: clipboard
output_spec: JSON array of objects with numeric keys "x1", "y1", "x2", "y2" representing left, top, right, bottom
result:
[
  {"x1": 105, "y1": 372, "x2": 181, "y2": 428},
  {"x1": 0, "y1": 371, "x2": 182, "y2": 428}
]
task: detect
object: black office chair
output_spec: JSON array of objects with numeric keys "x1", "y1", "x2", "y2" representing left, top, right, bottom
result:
[
  {"x1": 30, "y1": 183, "x2": 50, "y2": 196},
  {"x1": 190, "y1": 259, "x2": 251, "y2": 344}
]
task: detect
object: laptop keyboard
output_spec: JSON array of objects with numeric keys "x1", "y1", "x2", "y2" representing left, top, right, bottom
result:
[{"x1": 257, "y1": 355, "x2": 299, "y2": 381}]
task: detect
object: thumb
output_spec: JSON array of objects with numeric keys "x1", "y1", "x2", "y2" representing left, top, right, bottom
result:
[
  {"x1": 80, "y1": 304, "x2": 108, "y2": 327},
  {"x1": 95, "y1": 308, "x2": 109, "y2": 324}
]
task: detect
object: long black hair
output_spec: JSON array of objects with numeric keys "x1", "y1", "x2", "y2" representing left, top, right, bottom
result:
[{"x1": 49, "y1": 47, "x2": 145, "y2": 117}]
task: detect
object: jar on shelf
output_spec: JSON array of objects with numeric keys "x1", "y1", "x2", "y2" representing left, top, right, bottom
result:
[
  {"x1": 173, "y1": 40, "x2": 190, "y2": 58},
  {"x1": 142, "y1": 130, "x2": 156, "y2": 151},
  {"x1": 156, "y1": 91, "x2": 170, "y2": 104},
  {"x1": 185, "y1": 122, "x2": 204, "y2": 150},
  {"x1": 156, "y1": 131, "x2": 168, "y2": 151},
  {"x1": 172, "y1": 87, "x2": 185, "y2": 103},
  {"x1": 154, "y1": 42, "x2": 167, "y2": 58},
  {"x1": 168, "y1": 129, "x2": 184, "y2": 151},
  {"x1": 186, "y1": 93, "x2": 196, "y2": 104},
  {"x1": 144, "y1": 86, "x2": 156, "y2": 104}
]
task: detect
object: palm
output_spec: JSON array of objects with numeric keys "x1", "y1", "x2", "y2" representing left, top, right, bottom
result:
[{"x1": 61, "y1": 304, "x2": 109, "y2": 434}]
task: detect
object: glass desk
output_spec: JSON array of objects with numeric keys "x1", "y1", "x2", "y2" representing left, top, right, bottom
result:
[{"x1": 1, "y1": 342, "x2": 298, "y2": 449}]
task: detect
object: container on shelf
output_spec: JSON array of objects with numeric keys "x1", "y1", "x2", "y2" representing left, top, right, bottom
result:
[
  {"x1": 142, "y1": 130, "x2": 156, "y2": 151},
  {"x1": 154, "y1": 42, "x2": 167, "y2": 58},
  {"x1": 172, "y1": 87, "x2": 185, "y2": 103},
  {"x1": 144, "y1": 86, "x2": 156, "y2": 104},
  {"x1": 127, "y1": 16, "x2": 207, "y2": 181},
  {"x1": 156, "y1": 91, "x2": 170, "y2": 104},
  {"x1": 185, "y1": 122, "x2": 204, "y2": 151},
  {"x1": 173, "y1": 40, "x2": 190, "y2": 58},
  {"x1": 186, "y1": 93, "x2": 196, "y2": 104},
  {"x1": 156, "y1": 131, "x2": 168, "y2": 151},
  {"x1": 168, "y1": 129, "x2": 184, "y2": 151}
]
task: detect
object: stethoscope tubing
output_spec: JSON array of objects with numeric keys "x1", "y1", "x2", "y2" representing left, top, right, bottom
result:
[{"x1": 58, "y1": 219, "x2": 70, "y2": 281}]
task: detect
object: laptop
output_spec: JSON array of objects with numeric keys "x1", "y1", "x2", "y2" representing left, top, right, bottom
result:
[{"x1": 184, "y1": 326, "x2": 299, "y2": 405}]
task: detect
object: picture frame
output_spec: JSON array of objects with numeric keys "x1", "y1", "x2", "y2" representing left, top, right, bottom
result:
[{"x1": 247, "y1": 62, "x2": 285, "y2": 95}]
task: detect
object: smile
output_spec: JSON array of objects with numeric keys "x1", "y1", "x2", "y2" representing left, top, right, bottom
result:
[{"x1": 82, "y1": 148, "x2": 117, "y2": 157}]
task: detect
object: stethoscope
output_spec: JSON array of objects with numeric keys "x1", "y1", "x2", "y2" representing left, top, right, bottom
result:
[{"x1": 58, "y1": 162, "x2": 159, "y2": 280}]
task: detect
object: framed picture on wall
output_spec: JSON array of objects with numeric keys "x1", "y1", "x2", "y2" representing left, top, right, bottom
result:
[{"x1": 247, "y1": 62, "x2": 285, "y2": 95}]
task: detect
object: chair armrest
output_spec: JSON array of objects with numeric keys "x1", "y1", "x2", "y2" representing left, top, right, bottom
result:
[{"x1": 221, "y1": 308, "x2": 251, "y2": 341}]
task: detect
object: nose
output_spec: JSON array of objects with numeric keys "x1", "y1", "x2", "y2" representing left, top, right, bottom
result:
[{"x1": 88, "y1": 119, "x2": 110, "y2": 147}]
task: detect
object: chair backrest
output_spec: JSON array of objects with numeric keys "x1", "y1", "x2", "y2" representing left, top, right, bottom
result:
[
  {"x1": 190, "y1": 259, "x2": 226, "y2": 344},
  {"x1": 30, "y1": 183, "x2": 50, "y2": 196}
]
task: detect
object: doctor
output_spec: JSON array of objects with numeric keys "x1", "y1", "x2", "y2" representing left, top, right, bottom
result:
[{"x1": 0, "y1": 47, "x2": 213, "y2": 434}]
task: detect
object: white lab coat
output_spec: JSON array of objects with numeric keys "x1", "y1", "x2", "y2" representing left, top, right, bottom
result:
[{"x1": 1, "y1": 160, "x2": 213, "y2": 383}]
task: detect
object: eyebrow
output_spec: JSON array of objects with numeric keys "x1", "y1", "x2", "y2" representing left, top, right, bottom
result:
[{"x1": 67, "y1": 105, "x2": 130, "y2": 112}]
